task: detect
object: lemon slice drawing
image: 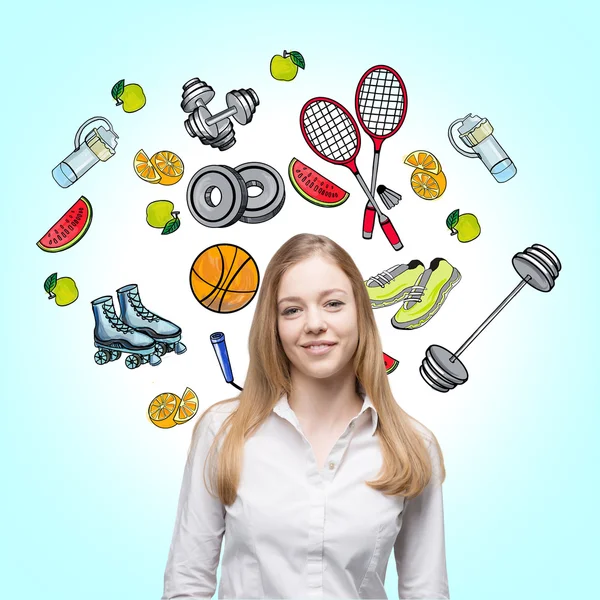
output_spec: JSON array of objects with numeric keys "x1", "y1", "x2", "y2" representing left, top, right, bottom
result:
[
  {"x1": 410, "y1": 169, "x2": 447, "y2": 200},
  {"x1": 404, "y1": 150, "x2": 441, "y2": 174},
  {"x1": 173, "y1": 387, "x2": 199, "y2": 424},
  {"x1": 151, "y1": 151, "x2": 184, "y2": 186},
  {"x1": 134, "y1": 149, "x2": 161, "y2": 184},
  {"x1": 148, "y1": 392, "x2": 181, "y2": 428}
]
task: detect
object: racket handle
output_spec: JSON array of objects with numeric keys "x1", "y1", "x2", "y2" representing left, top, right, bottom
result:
[
  {"x1": 379, "y1": 214, "x2": 403, "y2": 251},
  {"x1": 362, "y1": 202, "x2": 376, "y2": 239}
]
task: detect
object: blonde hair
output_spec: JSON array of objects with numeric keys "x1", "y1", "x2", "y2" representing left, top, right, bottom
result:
[{"x1": 191, "y1": 233, "x2": 446, "y2": 506}]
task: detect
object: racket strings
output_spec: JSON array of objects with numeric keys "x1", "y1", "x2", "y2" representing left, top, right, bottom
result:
[
  {"x1": 302, "y1": 100, "x2": 358, "y2": 162},
  {"x1": 357, "y1": 69, "x2": 405, "y2": 136}
]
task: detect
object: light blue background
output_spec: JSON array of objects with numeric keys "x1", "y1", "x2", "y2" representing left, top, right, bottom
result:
[{"x1": 2, "y1": 0, "x2": 599, "y2": 598}]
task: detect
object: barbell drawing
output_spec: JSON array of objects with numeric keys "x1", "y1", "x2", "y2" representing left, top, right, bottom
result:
[{"x1": 420, "y1": 243, "x2": 561, "y2": 392}]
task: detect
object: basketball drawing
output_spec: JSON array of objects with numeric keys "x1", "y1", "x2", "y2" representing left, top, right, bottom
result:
[{"x1": 189, "y1": 243, "x2": 260, "y2": 313}]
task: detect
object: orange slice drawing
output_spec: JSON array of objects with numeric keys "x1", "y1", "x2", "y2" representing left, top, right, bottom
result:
[
  {"x1": 404, "y1": 150, "x2": 442, "y2": 174},
  {"x1": 134, "y1": 149, "x2": 161, "y2": 184},
  {"x1": 410, "y1": 169, "x2": 447, "y2": 200},
  {"x1": 173, "y1": 387, "x2": 199, "y2": 424}
]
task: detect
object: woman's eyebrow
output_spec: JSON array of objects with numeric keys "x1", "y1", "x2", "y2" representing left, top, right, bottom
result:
[{"x1": 277, "y1": 288, "x2": 348, "y2": 306}]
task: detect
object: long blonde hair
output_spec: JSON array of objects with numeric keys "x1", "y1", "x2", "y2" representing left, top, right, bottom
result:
[{"x1": 191, "y1": 233, "x2": 446, "y2": 506}]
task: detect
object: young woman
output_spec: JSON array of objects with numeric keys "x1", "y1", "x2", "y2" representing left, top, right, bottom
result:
[{"x1": 161, "y1": 233, "x2": 450, "y2": 599}]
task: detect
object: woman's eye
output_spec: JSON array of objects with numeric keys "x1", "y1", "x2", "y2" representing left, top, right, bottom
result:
[{"x1": 282, "y1": 301, "x2": 343, "y2": 316}]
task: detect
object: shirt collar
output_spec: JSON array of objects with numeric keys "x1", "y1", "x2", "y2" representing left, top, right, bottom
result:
[{"x1": 273, "y1": 388, "x2": 379, "y2": 436}]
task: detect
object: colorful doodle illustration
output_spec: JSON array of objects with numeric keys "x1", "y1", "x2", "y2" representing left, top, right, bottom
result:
[
  {"x1": 270, "y1": 50, "x2": 305, "y2": 81},
  {"x1": 37, "y1": 196, "x2": 92, "y2": 252},
  {"x1": 377, "y1": 185, "x2": 402, "y2": 209},
  {"x1": 181, "y1": 78, "x2": 259, "y2": 151},
  {"x1": 421, "y1": 244, "x2": 560, "y2": 392},
  {"x1": 446, "y1": 209, "x2": 481, "y2": 242},
  {"x1": 300, "y1": 97, "x2": 403, "y2": 251},
  {"x1": 134, "y1": 150, "x2": 184, "y2": 185},
  {"x1": 211, "y1": 332, "x2": 243, "y2": 391},
  {"x1": 146, "y1": 201, "x2": 180, "y2": 235},
  {"x1": 187, "y1": 162, "x2": 285, "y2": 227},
  {"x1": 44, "y1": 273, "x2": 79, "y2": 307},
  {"x1": 355, "y1": 65, "x2": 407, "y2": 239},
  {"x1": 288, "y1": 158, "x2": 349, "y2": 207},
  {"x1": 190, "y1": 244, "x2": 259, "y2": 314},
  {"x1": 382, "y1": 351, "x2": 399, "y2": 374},
  {"x1": 111, "y1": 79, "x2": 146, "y2": 113},
  {"x1": 91, "y1": 284, "x2": 186, "y2": 369},
  {"x1": 403, "y1": 150, "x2": 447, "y2": 200},
  {"x1": 449, "y1": 113, "x2": 516, "y2": 183},
  {"x1": 148, "y1": 388, "x2": 199, "y2": 428},
  {"x1": 364, "y1": 259, "x2": 461, "y2": 329},
  {"x1": 52, "y1": 117, "x2": 118, "y2": 188}
]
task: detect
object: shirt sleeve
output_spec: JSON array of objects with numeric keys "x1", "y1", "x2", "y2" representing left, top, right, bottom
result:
[
  {"x1": 161, "y1": 409, "x2": 226, "y2": 600},
  {"x1": 394, "y1": 436, "x2": 450, "y2": 599}
]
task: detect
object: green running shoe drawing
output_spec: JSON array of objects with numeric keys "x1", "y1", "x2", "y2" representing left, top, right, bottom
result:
[
  {"x1": 392, "y1": 258, "x2": 461, "y2": 329},
  {"x1": 364, "y1": 260, "x2": 425, "y2": 308}
]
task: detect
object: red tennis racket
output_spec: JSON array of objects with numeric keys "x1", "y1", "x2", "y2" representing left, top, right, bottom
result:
[
  {"x1": 300, "y1": 97, "x2": 403, "y2": 251},
  {"x1": 355, "y1": 65, "x2": 408, "y2": 240}
]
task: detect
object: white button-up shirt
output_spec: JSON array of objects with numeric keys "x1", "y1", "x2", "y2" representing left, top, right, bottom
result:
[{"x1": 161, "y1": 392, "x2": 450, "y2": 599}]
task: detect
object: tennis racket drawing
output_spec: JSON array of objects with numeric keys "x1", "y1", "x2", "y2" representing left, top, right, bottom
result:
[
  {"x1": 355, "y1": 65, "x2": 408, "y2": 239},
  {"x1": 300, "y1": 97, "x2": 403, "y2": 251}
]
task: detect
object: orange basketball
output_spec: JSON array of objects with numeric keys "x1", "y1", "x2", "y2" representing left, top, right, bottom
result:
[{"x1": 189, "y1": 243, "x2": 260, "y2": 313}]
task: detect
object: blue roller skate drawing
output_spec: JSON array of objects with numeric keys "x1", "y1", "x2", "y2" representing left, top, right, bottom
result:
[
  {"x1": 91, "y1": 296, "x2": 162, "y2": 369},
  {"x1": 116, "y1": 284, "x2": 187, "y2": 359}
]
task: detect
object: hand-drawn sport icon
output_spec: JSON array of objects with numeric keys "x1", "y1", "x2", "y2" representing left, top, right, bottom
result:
[
  {"x1": 190, "y1": 244, "x2": 259, "y2": 313},
  {"x1": 364, "y1": 259, "x2": 461, "y2": 329},
  {"x1": 181, "y1": 78, "x2": 259, "y2": 151},
  {"x1": 300, "y1": 97, "x2": 403, "y2": 251},
  {"x1": 421, "y1": 244, "x2": 560, "y2": 392},
  {"x1": 354, "y1": 65, "x2": 407, "y2": 240},
  {"x1": 187, "y1": 162, "x2": 285, "y2": 227},
  {"x1": 448, "y1": 113, "x2": 516, "y2": 183},
  {"x1": 91, "y1": 284, "x2": 186, "y2": 369},
  {"x1": 52, "y1": 117, "x2": 118, "y2": 188}
]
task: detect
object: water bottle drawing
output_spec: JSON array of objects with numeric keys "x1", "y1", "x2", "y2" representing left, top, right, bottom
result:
[
  {"x1": 448, "y1": 113, "x2": 516, "y2": 183},
  {"x1": 52, "y1": 116, "x2": 118, "y2": 188}
]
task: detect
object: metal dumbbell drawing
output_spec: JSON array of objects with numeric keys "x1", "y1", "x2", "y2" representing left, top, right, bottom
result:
[
  {"x1": 420, "y1": 244, "x2": 561, "y2": 392},
  {"x1": 181, "y1": 77, "x2": 259, "y2": 151}
]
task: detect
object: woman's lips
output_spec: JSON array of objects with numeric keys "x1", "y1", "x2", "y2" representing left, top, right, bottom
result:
[{"x1": 302, "y1": 343, "x2": 337, "y2": 356}]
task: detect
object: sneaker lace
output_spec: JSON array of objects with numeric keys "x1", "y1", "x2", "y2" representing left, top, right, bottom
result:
[
  {"x1": 102, "y1": 302, "x2": 136, "y2": 334},
  {"x1": 401, "y1": 284, "x2": 426, "y2": 308},
  {"x1": 127, "y1": 289, "x2": 160, "y2": 322},
  {"x1": 367, "y1": 267, "x2": 398, "y2": 288}
]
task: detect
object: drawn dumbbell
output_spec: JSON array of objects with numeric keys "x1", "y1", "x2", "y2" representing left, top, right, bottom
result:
[
  {"x1": 420, "y1": 244, "x2": 561, "y2": 392},
  {"x1": 181, "y1": 78, "x2": 259, "y2": 151}
]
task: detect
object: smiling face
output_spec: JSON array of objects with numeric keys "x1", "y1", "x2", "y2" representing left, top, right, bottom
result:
[{"x1": 277, "y1": 254, "x2": 359, "y2": 383}]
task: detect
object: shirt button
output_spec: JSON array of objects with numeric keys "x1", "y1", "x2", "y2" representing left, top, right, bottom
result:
[{"x1": 329, "y1": 462, "x2": 335, "y2": 470}]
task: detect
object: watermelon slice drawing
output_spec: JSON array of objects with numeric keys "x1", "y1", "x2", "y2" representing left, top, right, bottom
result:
[
  {"x1": 383, "y1": 351, "x2": 399, "y2": 375},
  {"x1": 37, "y1": 196, "x2": 93, "y2": 253},
  {"x1": 288, "y1": 157, "x2": 349, "y2": 207}
]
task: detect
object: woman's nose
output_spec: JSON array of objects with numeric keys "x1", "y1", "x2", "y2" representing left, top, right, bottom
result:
[{"x1": 303, "y1": 307, "x2": 327, "y2": 333}]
